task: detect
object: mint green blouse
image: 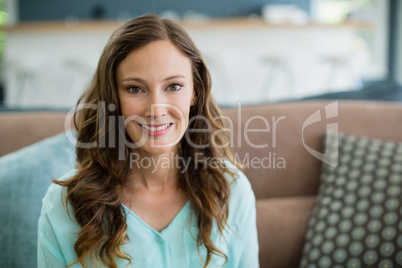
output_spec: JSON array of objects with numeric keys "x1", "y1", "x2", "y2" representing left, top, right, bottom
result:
[{"x1": 38, "y1": 167, "x2": 259, "y2": 267}]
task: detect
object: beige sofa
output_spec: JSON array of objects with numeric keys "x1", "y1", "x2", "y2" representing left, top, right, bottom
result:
[{"x1": 1, "y1": 100, "x2": 402, "y2": 267}]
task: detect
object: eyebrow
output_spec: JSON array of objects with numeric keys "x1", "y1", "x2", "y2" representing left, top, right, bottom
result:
[{"x1": 120, "y1": 75, "x2": 186, "y2": 83}]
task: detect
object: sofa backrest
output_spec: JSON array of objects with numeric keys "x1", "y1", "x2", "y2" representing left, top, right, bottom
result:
[
  {"x1": 0, "y1": 111, "x2": 72, "y2": 157},
  {"x1": 1, "y1": 100, "x2": 402, "y2": 199},
  {"x1": 223, "y1": 100, "x2": 402, "y2": 199}
]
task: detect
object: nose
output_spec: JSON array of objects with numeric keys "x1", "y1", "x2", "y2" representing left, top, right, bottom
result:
[{"x1": 145, "y1": 91, "x2": 167, "y2": 119}]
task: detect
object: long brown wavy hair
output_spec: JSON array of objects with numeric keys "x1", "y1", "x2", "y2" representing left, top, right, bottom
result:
[{"x1": 55, "y1": 14, "x2": 240, "y2": 268}]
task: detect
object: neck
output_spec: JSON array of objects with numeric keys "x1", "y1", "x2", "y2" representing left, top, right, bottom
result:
[{"x1": 127, "y1": 148, "x2": 181, "y2": 192}]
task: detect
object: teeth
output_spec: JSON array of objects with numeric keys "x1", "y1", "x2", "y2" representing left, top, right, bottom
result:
[{"x1": 141, "y1": 123, "x2": 171, "y2": 131}]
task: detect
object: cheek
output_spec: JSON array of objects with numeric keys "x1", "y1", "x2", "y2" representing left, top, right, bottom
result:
[
  {"x1": 120, "y1": 98, "x2": 141, "y2": 118},
  {"x1": 170, "y1": 101, "x2": 192, "y2": 123},
  {"x1": 175, "y1": 91, "x2": 195, "y2": 115}
]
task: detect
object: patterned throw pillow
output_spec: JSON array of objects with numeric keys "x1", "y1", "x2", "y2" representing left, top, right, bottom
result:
[{"x1": 299, "y1": 132, "x2": 402, "y2": 268}]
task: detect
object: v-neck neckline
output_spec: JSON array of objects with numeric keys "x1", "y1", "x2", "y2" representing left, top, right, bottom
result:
[{"x1": 121, "y1": 200, "x2": 191, "y2": 234}]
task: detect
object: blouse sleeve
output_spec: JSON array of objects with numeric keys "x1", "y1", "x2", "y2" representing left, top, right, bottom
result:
[
  {"x1": 228, "y1": 167, "x2": 260, "y2": 268},
  {"x1": 37, "y1": 169, "x2": 78, "y2": 268},
  {"x1": 38, "y1": 216, "x2": 67, "y2": 268},
  {"x1": 237, "y1": 193, "x2": 259, "y2": 268},
  {"x1": 37, "y1": 187, "x2": 68, "y2": 268}
]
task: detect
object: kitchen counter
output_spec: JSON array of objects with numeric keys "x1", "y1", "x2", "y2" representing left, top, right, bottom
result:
[{"x1": 2, "y1": 17, "x2": 373, "y2": 33}]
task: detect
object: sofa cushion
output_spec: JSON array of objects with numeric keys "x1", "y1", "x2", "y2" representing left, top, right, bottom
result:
[
  {"x1": 0, "y1": 131, "x2": 76, "y2": 268},
  {"x1": 256, "y1": 196, "x2": 316, "y2": 268},
  {"x1": 299, "y1": 132, "x2": 402, "y2": 267}
]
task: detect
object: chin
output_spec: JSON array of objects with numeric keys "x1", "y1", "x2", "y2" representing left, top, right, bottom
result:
[{"x1": 140, "y1": 142, "x2": 179, "y2": 156}]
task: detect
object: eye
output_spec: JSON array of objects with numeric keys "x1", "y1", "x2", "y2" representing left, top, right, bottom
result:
[
  {"x1": 127, "y1": 86, "x2": 142, "y2": 94},
  {"x1": 167, "y1": 84, "x2": 182, "y2": 91}
]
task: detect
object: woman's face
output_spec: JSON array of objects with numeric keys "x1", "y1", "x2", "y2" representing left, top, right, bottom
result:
[{"x1": 116, "y1": 40, "x2": 196, "y2": 156}]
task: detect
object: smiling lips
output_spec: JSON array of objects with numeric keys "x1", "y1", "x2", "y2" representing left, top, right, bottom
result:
[{"x1": 138, "y1": 123, "x2": 173, "y2": 136}]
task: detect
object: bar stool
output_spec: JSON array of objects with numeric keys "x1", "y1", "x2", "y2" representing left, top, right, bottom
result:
[
  {"x1": 321, "y1": 55, "x2": 363, "y2": 92},
  {"x1": 62, "y1": 58, "x2": 94, "y2": 104},
  {"x1": 3, "y1": 60, "x2": 40, "y2": 106},
  {"x1": 203, "y1": 53, "x2": 234, "y2": 106},
  {"x1": 260, "y1": 56, "x2": 294, "y2": 101}
]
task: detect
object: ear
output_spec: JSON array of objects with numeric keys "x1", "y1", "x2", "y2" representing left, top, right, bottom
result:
[{"x1": 190, "y1": 90, "x2": 197, "y2": 106}]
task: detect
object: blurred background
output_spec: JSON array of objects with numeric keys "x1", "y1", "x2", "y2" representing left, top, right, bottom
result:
[{"x1": 0, "y1": 0, "x2": 401, "y2": 109}]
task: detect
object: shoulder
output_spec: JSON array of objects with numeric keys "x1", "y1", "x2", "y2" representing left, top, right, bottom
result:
[
  {"x1": 38, "y1": 169, "x2": 81, "y2": 263},
  {"x1": 222, "y1": 159, "x2": 254, "y2": 201},
  {"x1": 221, "y1": 160, "x2": 257, "y2": 236},
  {"x1": 41, "y1": 169, "x2": 78, "y2": 216},
  {"x1": 222, "y1": 160, "x2": 255, "y2": 213}
]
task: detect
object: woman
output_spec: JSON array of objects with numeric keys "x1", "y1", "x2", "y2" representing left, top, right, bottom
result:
[{"x1": 38, "y1": 14, "x2": 259, "y2": 268}]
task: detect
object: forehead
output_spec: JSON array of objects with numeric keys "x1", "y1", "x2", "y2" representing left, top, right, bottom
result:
[{"x1": 116, "y1": 40, "x2": 192, "y2": 80}]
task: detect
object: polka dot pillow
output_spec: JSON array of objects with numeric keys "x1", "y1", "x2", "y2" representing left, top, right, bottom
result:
[{"x1": 299, "y1": 132, "x2": 402, "y2": 268}]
